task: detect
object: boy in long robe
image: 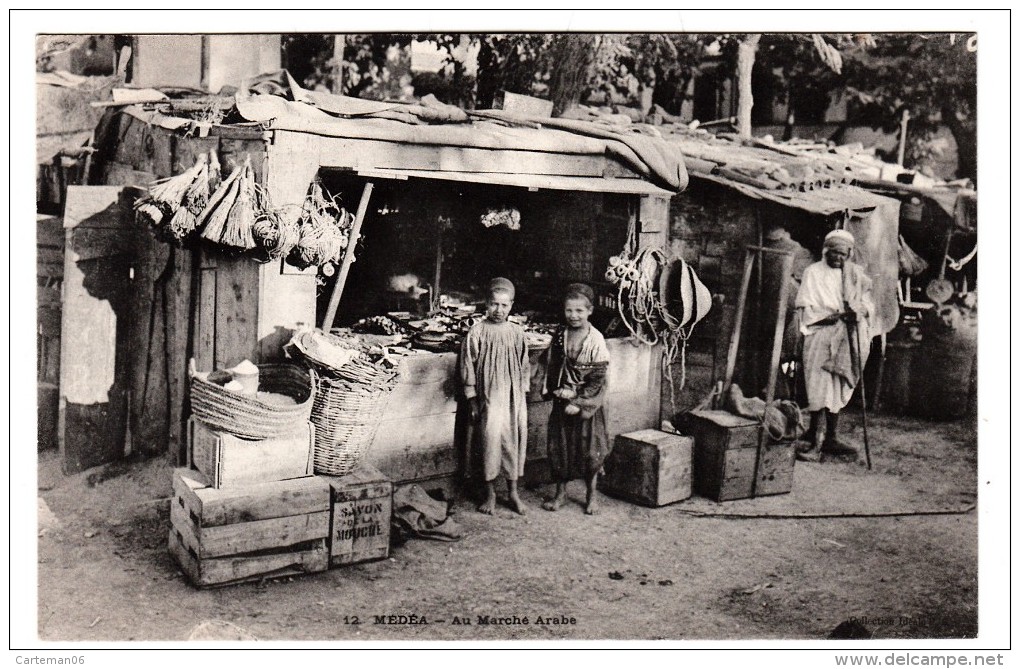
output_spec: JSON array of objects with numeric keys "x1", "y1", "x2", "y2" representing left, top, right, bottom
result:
[
  {"x1": 460, "y1": 277, "x2": 529, "y2": 515},
  {"x1": 542, "y1": 283, "x2": 611, "y2": 515},
  {"x1": 795, "y1": 229, "x2": 874, "y2": 461}
]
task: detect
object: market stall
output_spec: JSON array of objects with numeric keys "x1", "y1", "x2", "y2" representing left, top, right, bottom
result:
[{"x1": 78, "y1": 78, "x2": 688, "y2": 488}]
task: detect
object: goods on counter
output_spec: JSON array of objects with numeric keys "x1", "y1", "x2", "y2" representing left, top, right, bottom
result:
[
  {"x1": 189, "y1": 360, "x2": 315, "y2": 440},
  {"x1": 352, "y1": 315, "x2": 405, "y2": 337}
]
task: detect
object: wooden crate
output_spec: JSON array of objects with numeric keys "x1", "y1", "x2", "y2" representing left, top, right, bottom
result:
[
  {"x1": 188, "y1": 418, "x2": 314, "y2": 489},
  {"x1": 169, "y1": 468, "x2": 330, "y2": 588},
  {"x1": 687, "y1": 410, "x2": 795, "y2": 502},
  {"x1": 318, "y1": 464, "x2": 393, "y2": 567},
  {"x1": 600, "y1": 429, "x2": 693, "y2": 507}
]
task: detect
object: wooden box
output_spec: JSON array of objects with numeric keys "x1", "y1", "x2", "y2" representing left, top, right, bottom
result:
[
  {"x1": 169, "y1": 468, "x2": 330, "y2": 588},
  {"x1": 599, "y1": 429, "x2": 693, "y2": 507},
  {"x1": 188, "y1": 417, "x2": 314, "y2": 489},
  {"x1": 687, "y1": 410, "x2": 795, "y2": 502},
  {"x1": 318, "y1": 464, "x2": 393, "y2": 567}
]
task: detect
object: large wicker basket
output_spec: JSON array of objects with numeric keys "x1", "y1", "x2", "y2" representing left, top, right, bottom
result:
[
  {"x1": 190, "y1": 362, "x2": 315, "y2": 440},
  {"x1": 310, "y1": 368, "x2": 398, "y2": 476}
]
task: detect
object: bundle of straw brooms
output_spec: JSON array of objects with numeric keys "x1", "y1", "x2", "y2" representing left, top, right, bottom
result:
[{"x1": 135, "y1": 155, "x2": 352, "y2": 268}]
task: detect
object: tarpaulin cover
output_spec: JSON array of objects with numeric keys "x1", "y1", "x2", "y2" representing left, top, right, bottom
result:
[
  {"x1": 844, "y1": 196, "x2": 901, "y2": 336},
  {"x1": 232, "y1": 73, "x2": 689, "y2": 193}
]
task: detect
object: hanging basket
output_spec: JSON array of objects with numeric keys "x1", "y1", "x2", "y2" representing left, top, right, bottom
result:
[
  {"x1": 310, "y1": 375, "x2": 396, "y2": 476},
  {"x1": 189, "y1": 362, "x2": 315, "y2": 440}
]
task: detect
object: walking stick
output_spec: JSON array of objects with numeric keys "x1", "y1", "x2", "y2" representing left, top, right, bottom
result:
[{"x1": 842, "y1": 266, "x2": 872, "y2": 470}]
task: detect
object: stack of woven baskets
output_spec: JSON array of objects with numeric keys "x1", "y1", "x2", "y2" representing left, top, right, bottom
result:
[{"x1": 289, "y1": 330, "x2": 400, "y2": 476}]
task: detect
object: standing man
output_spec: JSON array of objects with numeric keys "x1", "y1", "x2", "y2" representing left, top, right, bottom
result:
[{"x1": 795, "y1": 229, "x2": 874, "y2": 462}]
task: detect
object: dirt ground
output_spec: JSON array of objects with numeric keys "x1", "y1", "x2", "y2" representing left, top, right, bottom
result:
[{"x1": 33, "y1": 410, "x2": 978, "y2": 643}]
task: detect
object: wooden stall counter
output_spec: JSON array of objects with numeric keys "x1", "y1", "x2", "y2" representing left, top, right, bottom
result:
[{"x1": 363, "y1": 337, "x2": 661, "y2": 491}]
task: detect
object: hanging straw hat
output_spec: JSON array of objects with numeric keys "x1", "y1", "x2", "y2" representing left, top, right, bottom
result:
[{"x1": 660, "y1": 258, "x2": 712, "y2": 329}]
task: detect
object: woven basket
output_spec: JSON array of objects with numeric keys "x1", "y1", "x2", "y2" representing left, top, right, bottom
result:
[
  {"x1": 311, "y1": 374, "x2": 397, "y2": 476},
  {"x1": 190, "y1": 363, "x2": 315, "y2": 440}
]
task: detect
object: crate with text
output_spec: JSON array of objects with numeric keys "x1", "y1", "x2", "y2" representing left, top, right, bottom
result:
[
  {"x1": 686, "y1": 410, "x2": 795, "y2": 502},
  {"x1": 318, "y1": 464, "x2": 393, "y2": 567},
  {"x1": 168, "y1": 468, "x2": 329, "y2": 588},
  {"x1": 187, "y1": 417, "x2": 314, "y2": 489},
  {"x1": 600, "y1": 429, "x2": 693, "y2": 507}
]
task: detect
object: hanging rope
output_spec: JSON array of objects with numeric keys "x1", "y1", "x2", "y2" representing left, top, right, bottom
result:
[{"x1": 605, "y1": 227, "x2": 710, "y2": 418}]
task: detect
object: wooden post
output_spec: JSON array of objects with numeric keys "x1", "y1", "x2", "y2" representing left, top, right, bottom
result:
[
  {"x1": 751, "y1": 250, "x2": 793, "y2": 497},
  {"x1": 723, "y1": 247, "x2": 756, "y2": 392},
  {"x1": 321, "y1": 181, "x2": 374, "y2": 331}
]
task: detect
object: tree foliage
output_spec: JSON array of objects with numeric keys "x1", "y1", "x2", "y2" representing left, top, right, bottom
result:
[{"x1": 842, "y1": 33, "x2": 977, "y2": 181}]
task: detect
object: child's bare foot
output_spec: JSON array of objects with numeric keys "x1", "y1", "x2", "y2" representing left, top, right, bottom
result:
[
  {"x1": 478, "y1": 483, "x2": 496, "y2": 515},
  {"x1": 477, "y1": 495, "x2": 496, "y2": 515},
  {"x1": 508, "y1": 492, "x2": 527, "y2": 516},
  {"x1": 585, "y1": 477, "x2": 599, "y2": 515},
  {"x1": 542, "y1": 490, "x2": 567, "y2": 512}
]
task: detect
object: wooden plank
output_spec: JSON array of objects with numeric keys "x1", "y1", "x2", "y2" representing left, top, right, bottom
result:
[
  {"x1": 63, "y1": 185, "x2": 134, "y2": 230},
  {"x1": 173, "y1": 468, "x2": 329, "y2": 527},
  {"x1": 219, "y1": 138, "x2": 267, "y2": 184},
  {"x1": 37, "y1": 262, "x2": 64, "y2": 280},
  {"x1": 36, "y1": 247, "x2": 63, "y2": 265},
  {"x1": 165, "y1": 246, "x2": 194, "y2": 463},
  {"x1": 168, "y1": 530, "x2": 328, "y2": 589},
  {"x1": 366, "y1": 443, "x2": 460, "y2": 484},
  {"x1": 172, "y1": 135, "x2": 220, "y2": 174},
  {"x1": 37, "y1": 215, "x2": 64, "y2": 246},
  {"x1": 213, "y1": 255, "x2": 260, "y2": 369},
  {"x1": 195, "y1": 267, "x2": 217, "y2": 372},
  {"x1": 103, "y1": 162, "x2": 157, "y2": 189},
  {"x1": 171, "y1": 502, "x2": 329, "y2": 559}
]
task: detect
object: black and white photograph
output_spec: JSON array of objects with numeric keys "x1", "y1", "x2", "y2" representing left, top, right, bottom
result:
[{"x1": 10, "y1": 8, "x2": 1011, "y2": 663}]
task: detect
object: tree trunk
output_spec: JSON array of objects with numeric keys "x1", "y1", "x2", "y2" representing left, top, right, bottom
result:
[
  {"x1": 548, "y1": 34, "x2": 598, "y2": 117},
  {"x1": 736, "y1": 34, "x2": 761, "y2": 138},
  {"x1": 941, "y1": 103, "x2": 977, "y2": 184}
]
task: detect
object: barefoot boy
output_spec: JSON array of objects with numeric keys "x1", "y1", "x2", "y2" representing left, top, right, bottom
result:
[
  {"x1": 542, "y1": 283, "x2": 611, "y2": 515},
  {"x1": 460, "y1": 277, "x2": 529, "y2": 515}
]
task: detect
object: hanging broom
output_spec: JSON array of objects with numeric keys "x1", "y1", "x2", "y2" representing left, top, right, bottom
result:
[
  {"x1": 166, "y1": 154, "x2": 210, "y2": 241},
  {"x1": 219, "y1": 158, "x2": 257, "y2": 250},
  {"x1": 135, "y1": 154, "x2": 208, "y2": 241},
  {"x1": 199, "y1": 161, "x2": 244, "y2": 245}
]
